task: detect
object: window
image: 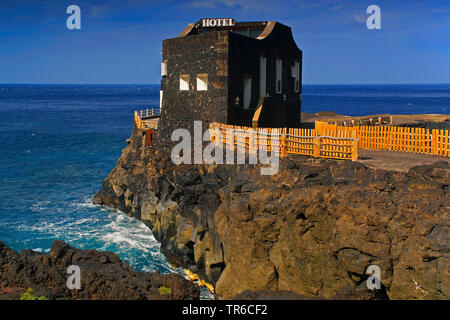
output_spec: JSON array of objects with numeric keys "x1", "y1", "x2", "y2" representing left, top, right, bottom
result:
[
  {"x1": 231, "y1": 29, "x2": 247, "y2": 37},
  {"x1": 243, "y1": 75, "x2": 252, "y2": 110},
  {"x1": 180, "y1": 74, "x2": 189, "y2": 91},
  {"x1": 231, "y1": 28, "x2": 264, "y2": 38},
  {"x1": 259, "y1": 57, "x2": 267, "y2": 98},
  {"x1": 293, "y1": 62, "x2": 300, "y2": 92},
  {"x1": 249, "y1": 28, "x2": 263, "y2": 38},
  {"x1": 161, "y1": 61, "x2": 167, "y2": 77},
  {"x1": 276, "y1": 59, "x2": 282, "y2": 93},
  {"x1": 197, "y1": 74, "x2": 208, "y2": 91}
]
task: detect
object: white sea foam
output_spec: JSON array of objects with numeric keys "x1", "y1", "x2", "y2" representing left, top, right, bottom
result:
[
  {"x1": 30, "y1": 201, "x2": 52, "y2": 212},
  {"x1": 70, "y1": 197, "x2": 97, "y2": 209},
  {"x1": 15, "y1": 196, "x2": 213, "y2": 298},
  {"x1": 99, "y1": 211, "x2": 162, "y2": 253}
]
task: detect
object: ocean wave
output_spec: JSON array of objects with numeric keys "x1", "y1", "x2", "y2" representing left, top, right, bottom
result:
[
  {"x1": 6, "y1": 195, "x2": 208, "y2": 297},
  {"x1": 99, "y1": 212, "x2": 162, "y2": 253},
  {"x1": 69, "y1": 197, "x2": 98, "y2": 209},
  {"x1": 30, "y1": 201, "x2": 52, "y2": 212}
]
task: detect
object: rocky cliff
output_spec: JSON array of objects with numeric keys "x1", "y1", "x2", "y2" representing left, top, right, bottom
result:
[
  {"x1": 0, "y1": 240, "x2": 199, "y2": 300},
  {"x1": 94, "y1": 125, "x2": 449, "y2": 299}
]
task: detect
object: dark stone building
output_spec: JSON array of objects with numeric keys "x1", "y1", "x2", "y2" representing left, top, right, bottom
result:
[{"x1": 156, "y1": 18, "x2": 302, "y2": 146}]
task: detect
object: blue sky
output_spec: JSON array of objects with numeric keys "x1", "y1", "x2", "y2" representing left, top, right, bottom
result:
[{"x1": 0, "y1": 0, "x2": 449, "y2": 84}]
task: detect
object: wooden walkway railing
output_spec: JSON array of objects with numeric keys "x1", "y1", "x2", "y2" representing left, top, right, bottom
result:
[
  {"x1": 139, "y1": 108, "x2": 161, "y2": 118},
  {"x1": 210, "y1": 123, "x2": 359, "y2": 161},
  {"x1": 135, "y1": 108, "x2": 161, "y2": 130},
  {"x1": 315, "y1": 124, "x2": 450, "y2": 157}
]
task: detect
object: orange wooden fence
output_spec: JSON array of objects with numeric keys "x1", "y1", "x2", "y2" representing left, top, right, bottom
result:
[
  {"x1": 315, "y1": 123, "x2": 450, "y2": 157},
  {"x1": 210, "y1": 122, "x2": 359, "y2": 161}
]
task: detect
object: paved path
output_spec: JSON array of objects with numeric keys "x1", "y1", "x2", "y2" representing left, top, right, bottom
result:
[{"x1": 357, "y1": 149, "x2": 448, "y2": 172}]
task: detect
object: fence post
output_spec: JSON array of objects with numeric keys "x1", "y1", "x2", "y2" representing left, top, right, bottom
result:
[
  {"x1": 209, "y1": 123, "x2": 214, "y2": 143},
  {"x1": 229, "y1": 129, "x2": 235, "y2": 151},
  {"x1": 281, "y1": 131, "x2": 287, "y2": 158},
  {"x1": 215, "y1": 127, "x2": 220, "y2": 146},
  {"x1": 135, "y1": 111, "x2": 143, "y2": 129},
  {"x1": 351, "y1": 139, "x2": 359, "y2": 161},
  {"x1": 431, "y1": 129, "x2": 436, "y2": 155},
  {"x1": 248, "y1": 129, "x2": 255, "y2": 152},
  {"x1": 314, "y1": 137, "x2": 321, "y2": 158},
  {"x1": 445, "y1": 130, "x2": 449, "y2": 157}
]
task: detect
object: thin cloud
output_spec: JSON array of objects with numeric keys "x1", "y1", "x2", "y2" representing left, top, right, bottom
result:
[
  {"x1": 189, "y1": 0, "x2": 261, "y2": 9},
  {"x1": 353, "y1": 13, "x2": 365, "y2": 22},
  {"x1": 90, "y1": 5, "x2": 111, "y2": 19},
  {"x1": 191, "y1": 0, "x2": 216, "y2": 8},
  {"x1": 429, "y1": 8, "x2": 450, "y2": 13}
]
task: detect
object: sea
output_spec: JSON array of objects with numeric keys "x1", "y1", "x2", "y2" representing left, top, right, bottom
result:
[{"x1": 0, "y1": 84, "x2": 448, "y2": 298}]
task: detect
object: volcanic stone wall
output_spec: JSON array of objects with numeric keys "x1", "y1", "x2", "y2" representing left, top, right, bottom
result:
[{"x1": 155, "y1": 31, "x2": 229, "y2": 150}]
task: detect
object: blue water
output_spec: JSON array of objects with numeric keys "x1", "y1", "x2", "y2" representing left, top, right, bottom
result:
[
  {"x1": 0, "y1": 84, "x2": 448, "y2": 297},
  {"x1": 0, "y1": 84, "x2": 172, "y2": 272},
  {"x1": 301, "y1": 84, "x2": 449, "y2": 116}
]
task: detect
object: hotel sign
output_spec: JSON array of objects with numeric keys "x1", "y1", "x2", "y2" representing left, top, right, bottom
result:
[{"x1": 200, "y1": 18, "x2": 236, "y2": 28}]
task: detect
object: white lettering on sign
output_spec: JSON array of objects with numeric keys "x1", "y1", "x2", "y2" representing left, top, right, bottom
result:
[{"x1": 201, "y1": 18, "x2": 235, "y2": 28}]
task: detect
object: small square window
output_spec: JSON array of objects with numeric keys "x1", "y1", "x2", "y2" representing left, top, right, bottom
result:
[
  {"x1": 161, "y1": 61, "x2": 167, "y2": 77},
  {"x1": 180, "y1": 74, "x2": 189, "y2": 91},
  {"x1": 197, "y1": 74, "x2": 208, "y2": 91}
]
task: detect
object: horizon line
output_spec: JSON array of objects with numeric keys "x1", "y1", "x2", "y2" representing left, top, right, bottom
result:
[{"x1": 0, "y1": 82, "x2": 449, "y2": 86}]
